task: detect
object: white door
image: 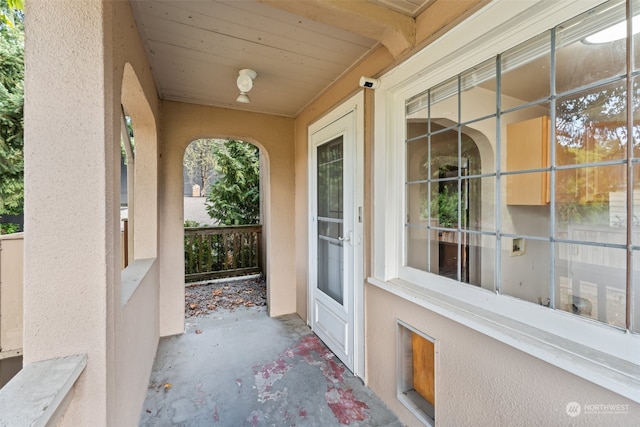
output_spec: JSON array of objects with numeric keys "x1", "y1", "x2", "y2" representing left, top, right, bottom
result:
[{"x1": 309, "y1": 110, "x2": 358, "y2": 372}]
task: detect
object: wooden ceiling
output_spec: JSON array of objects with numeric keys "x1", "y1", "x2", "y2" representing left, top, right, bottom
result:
[{"x1": 130, "y1": 0, "x2": 435, "y2": 117}]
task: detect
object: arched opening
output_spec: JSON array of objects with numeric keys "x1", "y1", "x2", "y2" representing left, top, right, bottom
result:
[
  {"x1": 407, "y1": 118, "x2": 491, "y2": 288},
  {"x1": 120, "y1": 63, "x2": 158, "y2": 267},
  {"x1": 119, "y1": 113, "x2": 134, "y2": 269},
  {"x1": 181, "y1": 137, "x2": 268, "y2": 315}
]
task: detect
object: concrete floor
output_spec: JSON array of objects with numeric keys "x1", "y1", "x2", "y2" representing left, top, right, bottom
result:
[{"x1": 140, "y1": 307, "x2": 402, "y2": 427}]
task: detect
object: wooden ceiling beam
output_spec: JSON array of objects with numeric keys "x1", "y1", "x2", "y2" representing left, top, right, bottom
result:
[{"x1": 260, "y1": 0, "x2": 416, "y2": 58}]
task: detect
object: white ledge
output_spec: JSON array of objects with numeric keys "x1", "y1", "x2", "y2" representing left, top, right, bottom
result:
[
  {"x1": 0, "y1": 353, "x2": 87, "y2": 427},
  {"x1": 368, "y1": 277, "x2": 640, "y2": 404}
]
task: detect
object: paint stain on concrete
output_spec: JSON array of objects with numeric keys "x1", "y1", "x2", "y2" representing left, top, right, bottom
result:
[
  {"x1": 254, "y1": 358, "x2": 292, "y2": 403},
  {"x1": 252, "y1": 334, "x2": 370, "y2": 425},
  {"x1": 325, "y1": 388, "x2": 369, "y2": 425},
  {"x1": 247, "y1": 410, "x2": 262, "y2": 427},
  {"x1": 212, "y1": 404, "x2": 220, "y2": 422}
]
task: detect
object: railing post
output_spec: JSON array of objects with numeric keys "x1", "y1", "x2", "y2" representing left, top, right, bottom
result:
[
  {"x1": 257, "y1": 227, "x2": 263, "y2": 272},
  {"x1": 123, "y1": 218, "x2": 129, "y2": 269}
]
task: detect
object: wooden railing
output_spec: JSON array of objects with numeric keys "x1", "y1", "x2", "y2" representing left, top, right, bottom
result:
[{"x1": 184, "y1": 225, "x2": 262, "y2": 282}]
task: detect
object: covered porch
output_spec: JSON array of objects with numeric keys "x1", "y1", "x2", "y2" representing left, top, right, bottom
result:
[
  {"x1": 5, "y1": 0, "x2": 639, "y2": 426},
  {"x1": 10, "y1": 0, "x2": 476, "y2": 425}
]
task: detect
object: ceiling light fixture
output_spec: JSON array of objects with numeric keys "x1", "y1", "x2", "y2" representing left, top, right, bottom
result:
[
  {"x1": 584, "y1": 15, "x2": 640, "y2": 44},
  {"x1": 236, "y1": 69, "x2": 257, "y2": 103}
]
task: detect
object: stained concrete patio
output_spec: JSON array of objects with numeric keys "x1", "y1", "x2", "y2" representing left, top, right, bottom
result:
[{"x1": 139, "y1": 306, "x2": 402, "y2": 426}]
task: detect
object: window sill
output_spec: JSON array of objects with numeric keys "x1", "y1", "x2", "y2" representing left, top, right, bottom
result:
[{"x1": 367, "y1": 276, "x2": 640, "y2": 404}]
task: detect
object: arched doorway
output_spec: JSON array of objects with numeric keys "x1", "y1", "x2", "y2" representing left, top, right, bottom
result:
[
  {"x1": 181, "y1": 138, "x2": 266, "y2": 312},
  {"x1": 407, "y1": 119, "x2": 487, "y2": 286}
]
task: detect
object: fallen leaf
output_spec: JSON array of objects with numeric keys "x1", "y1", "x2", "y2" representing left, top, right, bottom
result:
[
  {"x1": 164, "y1": 383, "x2": 172, "y2": 390},
  {"x1": 189, "y1": 303, "x2": 197, "y2": 310},
  {"x1": 195, "y1": 329, "x2": 203, "y2": 334},
  {"x1": 207, "y1": 304, "x2": 216, "y2": 310},
  {"x1": 212, "y1": 289, "x2": 223, "y2": 297},
  {"x1": 146, "y1": 409, "x2": 152, "y2": 414}
]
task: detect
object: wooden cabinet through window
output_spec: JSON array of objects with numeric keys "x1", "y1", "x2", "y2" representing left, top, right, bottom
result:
[{"x1": 506, "y1": 116, "x2": 550, "y2": 205}]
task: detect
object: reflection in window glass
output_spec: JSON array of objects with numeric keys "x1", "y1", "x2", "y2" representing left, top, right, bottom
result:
[
  {"x1": 461, "y1": 59, "x2": 497, "y2": 121},
  {"x1": 634, "y1": 0, "x2": 640, "y2": 72},
  {"x1": 555, "y1": 0, "x2": 626, "y2": 94},
  {"x1": 632, "y1": 165, "x2": 640, "y2": 245},
  {"x1": 501, "y1": 239, "x2": 551, "y2": 305},
  {"x1": 501, "y1": 33, "x2": 550, "y2": 109},
  {"x1": 633, "y1": 251, "x2": 640, "y2": 332},
  {"x1": 555, "y1": 244, "x2": 626, "y2": 328},
  {"x1": 632, "y1": 76, "x2": 640, "y2": 159},
  {"x1": 464, "y1": 177, "x2": 495, "y2": 232},
  {"x1": 431, "y1": 77, "x2": 459, "y2": 126},
  {"x1": 465, "y1": 232, "x2": 495, "y2": 290},
  {"x1": 555, "y1": 165, "x2": 627, "y2": 239},
  {"x1": 404, "y1": 0, "x2": 638, "y2": 331},
  {"x1": 555, "y1": 81, "x2": 628, "y2": 167}
]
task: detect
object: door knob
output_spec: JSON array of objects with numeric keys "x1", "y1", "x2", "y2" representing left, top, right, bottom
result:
[{"x1": 338, "y1": 231, "x2": 352, "y2": 242}]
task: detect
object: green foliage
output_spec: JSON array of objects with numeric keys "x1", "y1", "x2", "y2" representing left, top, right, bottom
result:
[
  {"x1": 0, "y1": 0, "x2": 23, "y2": 220},
  {"x1": 184, "y1": 220, "x2": 200, "y2": 228},
  {"x1": 206, "y1": 140, "x2": 260, "y2": 225},
  {"x1": 433, "y1": 185, "x2": 458, "y2": 228},
  {"x1": 0, "y1": 0, "x2": 23, "y2": 29},
  {"x1": 0, "y1": 222, "x2": 17, "y2": 234},
  {"x1": 120, "y1": 115, "x2": 135, "y2": 161}
]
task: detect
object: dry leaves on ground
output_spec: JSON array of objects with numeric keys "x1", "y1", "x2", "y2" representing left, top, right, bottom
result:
[{"x1": 185, "y1": 276, "x2": 266, "y2": 318}]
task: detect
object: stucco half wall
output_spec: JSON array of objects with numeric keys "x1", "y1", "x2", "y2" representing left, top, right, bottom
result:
[
  {"x1": 365, "y1": 285, "x2": 640, "y2": 426},
  {"x1": 159, "y1": 101, "x2": 296, "y2": 330}
]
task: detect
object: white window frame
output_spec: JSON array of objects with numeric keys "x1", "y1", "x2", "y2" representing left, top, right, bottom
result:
[{"x1": 371, "y1": 0, "x2": 640, "y2": 404}]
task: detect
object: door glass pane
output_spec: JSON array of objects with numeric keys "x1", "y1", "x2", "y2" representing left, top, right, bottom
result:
[{"x1": 317, "y1": 137, "x2": 344, "y2": 305}]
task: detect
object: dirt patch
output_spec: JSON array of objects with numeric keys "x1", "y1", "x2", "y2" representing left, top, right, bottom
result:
[{"x1": 185, "y1": 276, "x2": 266, "y2": 317}]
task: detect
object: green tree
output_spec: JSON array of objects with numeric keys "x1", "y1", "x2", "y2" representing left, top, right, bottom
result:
[
  {"x1": 184, "y1": 139, "x2": 220, "y2": 196},
  {"x1": 0, "y1": 0, "x2": 23, "y2": 233},
  {"x1": 206, "y1": 140, "x2": 260, "y2": 225},
  {"x1": 0, "y1": 0, "x2": 22, "y2": 28}
]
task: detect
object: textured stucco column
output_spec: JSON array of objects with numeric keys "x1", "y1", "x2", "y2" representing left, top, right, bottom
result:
[{"x1": 23, "y1": 1, "x2": 117, "y2": 424}]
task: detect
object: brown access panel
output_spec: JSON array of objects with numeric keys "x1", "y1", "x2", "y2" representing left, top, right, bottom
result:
[{"x1": 412, "y1": 332, "x2": 435, "y2": 406}]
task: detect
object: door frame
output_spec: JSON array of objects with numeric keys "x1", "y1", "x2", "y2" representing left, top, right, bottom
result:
[{"x1": 308, "y1": 91, "x2": 365, "y2": 377}]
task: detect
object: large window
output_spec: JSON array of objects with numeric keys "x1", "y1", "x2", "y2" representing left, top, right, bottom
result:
[{"x1": 404, "y1": 0, "x2": 640, "y2": 333}]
